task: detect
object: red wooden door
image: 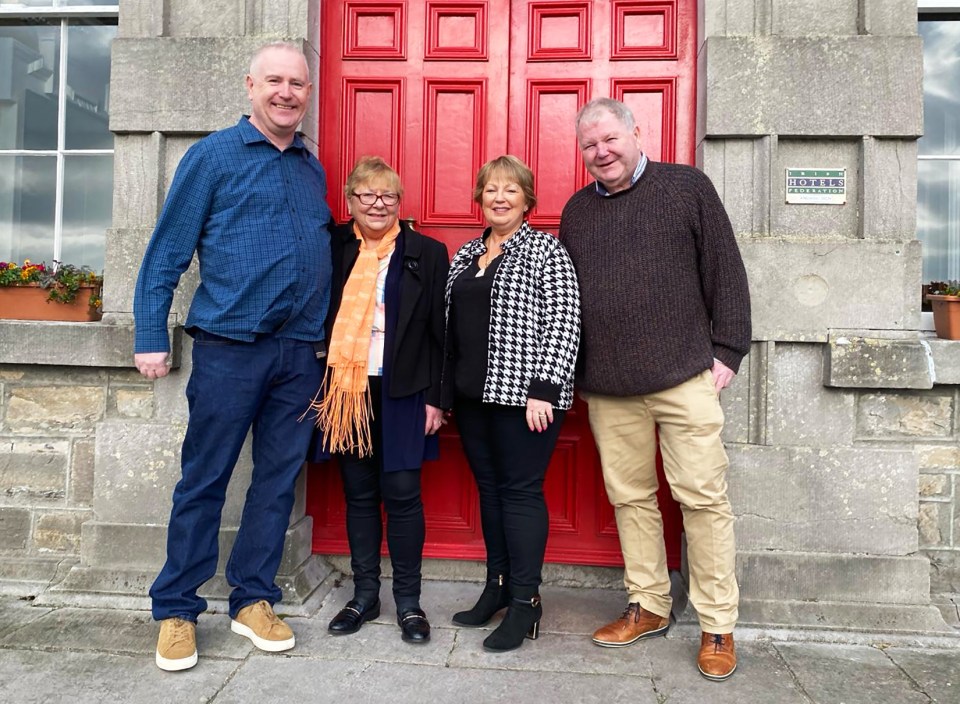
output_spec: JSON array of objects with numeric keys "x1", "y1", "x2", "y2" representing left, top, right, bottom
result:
[{"x1": 309, "y1": 0, "x2": 697, "y2": 569}]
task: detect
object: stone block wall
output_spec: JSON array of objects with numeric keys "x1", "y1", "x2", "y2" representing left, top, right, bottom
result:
[
  {"x1": 919, "y1": 446, "x2": 960, "y2": 594},
  {"x1": 826, "y1": 336, "x2": 960, "y2": 598},
  {"x1": 699, "y1": 0, "x2": 956, "y2": 632},
  {"x1": 0, "y1": 365, "x2": 151, "y2": 587}
]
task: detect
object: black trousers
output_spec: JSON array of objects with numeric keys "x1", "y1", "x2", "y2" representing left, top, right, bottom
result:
[
  {"x1": 338, "y1": 377, "x2": 425, "y2": 611},
  {"x1": 454, "y1": 398, "x2": 565, "y2": 597}
]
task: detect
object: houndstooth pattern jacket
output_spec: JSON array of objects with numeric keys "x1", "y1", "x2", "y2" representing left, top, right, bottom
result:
[{"x1": 443, "y1": 222, "x2": 580, "y2": 409}]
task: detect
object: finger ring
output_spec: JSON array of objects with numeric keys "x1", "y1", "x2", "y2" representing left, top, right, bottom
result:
[{"x1": 537, "y1": 411, "x2": 546, "y2": 416}]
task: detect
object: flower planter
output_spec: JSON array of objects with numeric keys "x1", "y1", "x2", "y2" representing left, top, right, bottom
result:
[
  {"x1": 0, "y1": 284, "x2": 102, "y2": 322},
  {"x1": 928, "y1": 294, "x2": 960, "y2": 341}
]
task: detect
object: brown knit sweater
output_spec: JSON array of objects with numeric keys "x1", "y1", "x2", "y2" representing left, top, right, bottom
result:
[{"x1": 559, "y1": 160, "x2": 751, "y2": 396}]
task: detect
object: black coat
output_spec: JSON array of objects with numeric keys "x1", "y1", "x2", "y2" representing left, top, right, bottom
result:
[{"x1": 327, "y1": 220, "x2": 449, "y2": 408}]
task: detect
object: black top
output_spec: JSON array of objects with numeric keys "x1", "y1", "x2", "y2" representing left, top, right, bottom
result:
[
  {"x1": 450, "y1": 254, "x2": 503, "y2": 399},
  {"x1": 325, "y1": 220, "x2": 449, "y2": 405}
]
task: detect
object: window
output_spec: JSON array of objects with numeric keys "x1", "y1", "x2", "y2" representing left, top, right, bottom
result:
[
  {"x1": 0, "y1": 1, "x2": 118, "y2": 272},
  {"x1": 918, "y1": 2, "x2": 960, "y2": 283}
]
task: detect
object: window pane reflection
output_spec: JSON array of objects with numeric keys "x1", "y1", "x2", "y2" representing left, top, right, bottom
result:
[
  {"x1": 61, "y1": 154, "x2": 111, "y2": 270},
  {"x1": 919, "y1": 19, "x2": 960, "y2": 157},
  {"x1": 0, "y1": 2, "x2": 119, "y2": 7},
  {"x1": 0, "y1": 21, "x2": 61, "y2": 150},
  {"x1": 0, "y1": 3, "x2": 55, "y2": 9},
  {"x1": 0, "y1": 155, "x2": 57, "y2": 264},
  {"x1": 65, "y1": 22, "x2": 115, "y2": 149},
  {"x1": 918, "y1": 159, "x2": 960, "y2": 282}
]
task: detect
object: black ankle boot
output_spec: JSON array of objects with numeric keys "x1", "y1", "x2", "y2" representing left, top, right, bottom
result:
[
  {"x1": 452, "y1": 574, "x2": 509, "y2": 627},
  {"x1": 482, "y1": 595, "x2": 542, "y2": 652}
]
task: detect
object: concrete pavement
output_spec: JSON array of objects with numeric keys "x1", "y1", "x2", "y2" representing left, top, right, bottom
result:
[{"x1": 1, "y1": 577, "x2": 958, "y2": 703}]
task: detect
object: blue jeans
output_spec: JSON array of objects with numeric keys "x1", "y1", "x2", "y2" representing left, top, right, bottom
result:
[{"x1": 150, "y1": 331, "x2": 324, "y2": 621}]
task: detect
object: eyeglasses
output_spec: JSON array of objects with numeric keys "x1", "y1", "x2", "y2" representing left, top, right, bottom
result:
[{"x1": 352, "y1": 192, "x2": 400, "y2": 206}]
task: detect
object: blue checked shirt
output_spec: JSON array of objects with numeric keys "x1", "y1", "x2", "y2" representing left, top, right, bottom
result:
[{"x1": 134, "y1": 117, "x2": 333, "y2": 353}]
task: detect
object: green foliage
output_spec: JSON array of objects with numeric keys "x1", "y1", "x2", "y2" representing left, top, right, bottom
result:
[
  {"x1": 0, "y1": 260, "x2": 103, "y2": 307},
  {"x1": 928, "y1": 280, "x2": 960, "y2": 297}
]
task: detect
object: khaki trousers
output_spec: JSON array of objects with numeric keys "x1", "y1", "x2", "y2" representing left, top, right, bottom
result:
[{"x1": 584, "y1": 370, "x2": 739, "y2": 633}]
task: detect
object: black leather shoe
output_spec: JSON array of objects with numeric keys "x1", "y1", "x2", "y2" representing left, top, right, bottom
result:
[
  {"x1": 328, "y1": 599, "x2": 380, "y2": 635},
  {"x1": 398, "y1": 608, "x2": 431, "y2": 643}
]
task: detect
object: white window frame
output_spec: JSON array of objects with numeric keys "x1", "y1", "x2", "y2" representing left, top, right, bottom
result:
[
  {"x1": 0, "y1": 3, "x2": 119, "y2": 264},
  {"x1": 918, "y1": 1, "x2": 960, "y2": 284}
]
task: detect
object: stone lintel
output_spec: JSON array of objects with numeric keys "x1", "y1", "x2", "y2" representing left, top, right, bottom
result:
[
  {"x1": 927, "y1": 337, "x2": 960, "y2": 385},
  {"x1": 824, "y1": 333, "x2": 960, "y2": 388},
  {"x1": 824, "y1": 335, "x2": 934, "y2": 389},
  {"x1": 0, "y1": 321, "x2": 181, "y2": 369},
  {"x1": 703, "y1": 35, "x2": 922, "y2": 138}
]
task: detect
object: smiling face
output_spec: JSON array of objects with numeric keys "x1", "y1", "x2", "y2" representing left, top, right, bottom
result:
[
  {"x1": 348, "y1": 179, "x2": 401, "y2": 242},
  {"x1": 480, "y1": 172, "x2": 529, "y2": 236},
  {"x1": 245, "y1": 46, "x2": 311, "y2": 149},
  {"x1": 576, "y1": 109, "x2": 643, "y2": 194}
]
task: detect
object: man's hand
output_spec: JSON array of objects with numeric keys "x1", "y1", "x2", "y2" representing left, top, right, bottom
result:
[
  {"x1": 135, "y1": 352, "x2": 171, "y2": 380},
  {"x1": 711, "y1": 358, "x2": 735, "y2": 394},
  {"x1": 425, "y1": 404, "x2": 446, "y2": 435}
]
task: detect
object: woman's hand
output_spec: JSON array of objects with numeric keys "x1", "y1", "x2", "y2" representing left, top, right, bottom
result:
[
  {"x1": 425, "y1": 404, "x2": 446, "y2": 435},
  {"x1": 526, "y1": 398, "x2": 554, "y2": 433}
]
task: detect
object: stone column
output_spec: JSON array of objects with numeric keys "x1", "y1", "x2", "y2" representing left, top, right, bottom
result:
[{"x1": 698, "y1": 0, "x2": 951, "y2": 632}]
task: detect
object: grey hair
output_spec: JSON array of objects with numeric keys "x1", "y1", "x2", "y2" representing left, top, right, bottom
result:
[
  {"x1": 575, "y1": 98, "x2": 636, "y2": 133},
  {"x1": 249, "y1": 41, "x2": 306, "y2": 75}
]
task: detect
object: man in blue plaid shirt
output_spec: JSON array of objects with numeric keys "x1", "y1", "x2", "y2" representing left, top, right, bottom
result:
[{"x1": 133, "y1": 42, "x2": 332, "y2": 672}]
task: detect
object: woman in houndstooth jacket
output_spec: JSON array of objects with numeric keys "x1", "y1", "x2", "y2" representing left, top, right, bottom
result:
[{"x1": 442, "y1": 155, "x2": 580, "y2": 652}]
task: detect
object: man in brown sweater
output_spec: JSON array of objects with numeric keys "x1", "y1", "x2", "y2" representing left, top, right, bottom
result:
[{"x1": 559, "y1": 98, "x2": 751, "y2": 681}]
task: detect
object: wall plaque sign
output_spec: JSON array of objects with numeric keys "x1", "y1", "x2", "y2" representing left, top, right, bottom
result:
[{"x1": 785, "y1": 168, "x2": 846, "y2": 204}]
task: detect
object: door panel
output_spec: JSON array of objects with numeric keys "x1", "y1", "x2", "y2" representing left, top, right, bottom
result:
[{"x1": 311, "y1": 0, "x2": 697, "y2": 569}]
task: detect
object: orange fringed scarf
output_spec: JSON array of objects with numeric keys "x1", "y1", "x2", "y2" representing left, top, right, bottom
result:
[{"x1": 308, "y1": 222, "x2": 400, "y2": 457}]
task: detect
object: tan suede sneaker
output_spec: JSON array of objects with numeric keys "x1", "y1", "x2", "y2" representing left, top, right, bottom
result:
[
  {"x1": 230, "y1": 600, "x2": 295, "y2": 652},
  {"x1": 591, "y1": 603, "x2": 669, "y2": 647},
  {"x1": 155, "y1": 617, "x2": 198, "y2": 672},
  {"x1": 698, "y1": 632, "x2": 737, "y2": 681}
]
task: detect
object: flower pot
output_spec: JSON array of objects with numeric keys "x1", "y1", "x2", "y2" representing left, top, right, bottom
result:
[
  {"x1": 927, "y1": 294, "x2": 960, "y2": 340},
  {"x1": 0, "y1": 284, "x2": 102, "y2": 322}
]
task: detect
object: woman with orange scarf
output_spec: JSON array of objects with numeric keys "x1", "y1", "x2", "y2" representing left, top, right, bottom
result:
[{"x1": 311, "y1": 157, "x2": 448, "y2": 643}]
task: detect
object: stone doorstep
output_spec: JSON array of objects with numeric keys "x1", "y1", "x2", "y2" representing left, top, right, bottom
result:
[
  {"x1": 930, "y1": 592, "x2": 960, "y2": 629},
  {"x1": 687, "y1": 599, "x2": 957, "y2": 636},
  {"x1": 34, "y1": 554, "x2": 334, "y2": 615},
  {"x1": 23, "y1": 564, "x2": 959, "y2": 645}
]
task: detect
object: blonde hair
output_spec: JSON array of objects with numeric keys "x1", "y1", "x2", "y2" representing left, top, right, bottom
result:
[
  {"x1": 473, "y1": 155, "x2": 537, "y2": 209},
  {"x1": 344, "y1": 156, "x2": 404, "y2": 199}
]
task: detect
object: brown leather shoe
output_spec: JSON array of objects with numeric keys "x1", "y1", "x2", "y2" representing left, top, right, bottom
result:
[
  {"x1": 591, "y1": 602, "x2": 669, "y2": 647},
  {"x1": 698, "y1": 631, "x2": 737, "y2": 681}
]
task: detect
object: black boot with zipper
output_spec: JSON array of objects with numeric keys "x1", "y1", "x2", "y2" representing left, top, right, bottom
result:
[
  {"x1": 482, "y1": 594, "x2": 542, "y2": 652},
  {"x1": 451, "y1": 574, "x2": 510, "y2": 627}
]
